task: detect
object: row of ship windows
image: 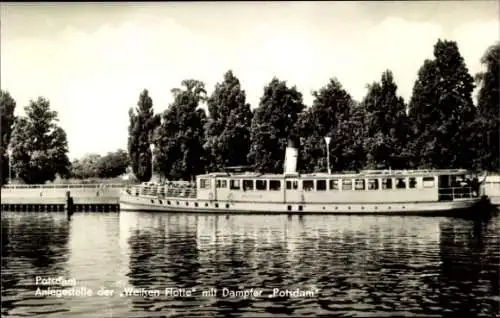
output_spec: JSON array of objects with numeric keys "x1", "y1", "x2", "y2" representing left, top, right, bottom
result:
[{"x1": 200, "y1": 177, "x2": 436, "y2": 191}]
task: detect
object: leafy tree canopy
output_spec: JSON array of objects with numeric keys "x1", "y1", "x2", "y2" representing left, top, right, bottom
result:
[
  {"x1": 10, "y1": 97, "x2": 70, "y2": 184},
  {"x1": 248, "y1": 77, "x2": 305, "y2": 173},
  {"x1": 361, "y1": 70, "x2": 408, "y2": 169},
  {"x1": 71, "y1": 149, "x2": 129, "y2": 179},
  {"x1": 0, "y1": 90, "x2": 16, "y2": 185},
  {"x1": 128, "y1": 89, "x2": 159, "y2": 182},
  {"x1": 205, "y1": 70, "x2": 253, "y2": 170},
  {"x1": 298, "y1": 78, "x2": 356, "y2": 172},
  {"x1": 155, "y1": 80, "x2": 208, "y2": 180},
  {"x1": 474, "y1": 42, "x2": 500, "y2": 171},
  {"x1": 408, "y1": 39, "x2": 477, "y2": 169}
]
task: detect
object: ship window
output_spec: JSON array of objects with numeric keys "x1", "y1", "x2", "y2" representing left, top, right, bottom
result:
[
  {"x1": 286, "y1": 180, "x2": 299, "y2": 190},
  {"x1": 316, "y1": 180, "x2": 327, "y2": 191},
  {"x1": 423, "y1": 177, "x2": 435, "y2": 188},
  {"x1": 382, "y1": 178, "x2": 392, "y2": 189},
  {"x1": 409, "y1": 177, "x2": 417, "y2": 189},
  {"x1": 396, "y1": 178, "x2": 406, "y2": 189},
  {"x1": 230, "y1": 179, "x2": 240, "y2": 190},
  {"x1": 342, "y1": 179, "x2": 352, "y2": 191},
  {"x1": 329, "y1": 179, "x2": 339, "y2": 190},
  {"x1": 368, "y1": 179, "x2": 379, "y2": 190},
  {"x1": 216, "y1": 179, "x2": 227, "y2": 188},
  {"x1": 269, "y1": 180, "x2": 281, "y2": 191},
  {"x1": 354, "y1": 179, "x2": 365, "y2": 190},
  {"x1": 200, "y1": 179, "x2": 210, "y2": 189},
  {"x1": 243, "y1": 180, "x2": 254, "y2": 191},
  {"x1": 303, "y1": 180, "x2": 314, "y2": 191},
  {"x1": 256, "y1": 180, "x2": 267, "y2": 190}
]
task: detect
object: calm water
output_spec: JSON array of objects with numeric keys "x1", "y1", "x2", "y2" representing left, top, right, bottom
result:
[{"x1": 2, "y1": 210, "x2": 499, "y2": 317}]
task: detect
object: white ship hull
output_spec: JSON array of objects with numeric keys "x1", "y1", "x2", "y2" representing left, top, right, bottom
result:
[{"x1": 119, "y1": 193, "x2": 481, "y2": 215}]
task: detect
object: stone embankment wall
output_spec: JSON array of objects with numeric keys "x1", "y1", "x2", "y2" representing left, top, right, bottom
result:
[{"x1": 1, "y1": 184, "x2": 124, "y2": 205}]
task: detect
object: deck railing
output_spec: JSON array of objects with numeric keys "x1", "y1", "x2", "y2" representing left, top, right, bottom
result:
[
  {"x1": 438, "y1": 186, "x2": 478, "y2": 200},
  {"x1": 127, "y1": 184, "x2": 197, "y2": 199},
  {"x1": 361, "y1": 169, "x2": 470, "y2": 175},
  {"x1": 2, "y1": 183, "x2": 126, "y2": 190}
]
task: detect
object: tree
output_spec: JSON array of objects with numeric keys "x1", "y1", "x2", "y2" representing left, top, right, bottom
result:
[
  {"x1": 408, "y1": 39, "x2": 477, "y2": 169},
  {"x1": 9, "y1": 97, "x2": 71, "y2": 184},
  {"x1": 205, "y1": 70, "x2": 253, "y2": 171},
  {"x1": 475, "y1": 42, "x2": 500, "y2": 171},
  {"x1": 70, "y1": 153, "x2": 102, "y2": 179},
  {"x1": 477, "y1": 43, "x2": 499, "y2": 119},
  {"x1": 361, "y1": 70, "x2": 409, "y2": 169},
  {"x1": 248, "y1": 77, "x2": 305, "y2": 173},
  {"x1": 298, "y1": 78, "x2": 356, "y2": 172},
  {"x1": 70, "y1": 155, "x2": 97, "y2": 179},
  {"x1": 128, "y1": 89, "x2": 159, "y2": 182},
  {"x1": 155, "y1": 79, "x2": 207, "y2": 180},
  {"x1": 70, "y1": 159, "x2": 85, "y2": 179},
  {"x1": 344, "y1": 103, "x2": 368, "y2": 171},
  {"x1": 0, "y1": 90, "x2": 16, "y2": 185},
  {"x1": 95, "y1": 149, "x2": 129, "y2": 178}
]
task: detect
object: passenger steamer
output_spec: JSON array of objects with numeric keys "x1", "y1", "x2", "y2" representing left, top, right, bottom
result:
[{"x1": 120, "y1": 145, "x2": 486, "y2": 214}]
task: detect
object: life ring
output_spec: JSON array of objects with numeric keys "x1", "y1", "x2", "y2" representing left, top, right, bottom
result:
[{"x1": 208, "y1": 192, "x2": 214, "y2": 201}]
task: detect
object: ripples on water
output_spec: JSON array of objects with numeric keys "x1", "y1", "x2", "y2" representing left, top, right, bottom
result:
[{"x1": 1, "y1": 209, "x2": 499, "y2": 317}]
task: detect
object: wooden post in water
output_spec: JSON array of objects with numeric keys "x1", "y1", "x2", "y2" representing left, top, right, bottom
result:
[{"x1": 65, "y1": 191, "x2": 74, "y2": 216}]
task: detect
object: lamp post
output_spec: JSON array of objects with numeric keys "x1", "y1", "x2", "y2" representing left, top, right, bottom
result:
[
  {"x1": 150, "y1": 144, "x2": 155, "y2": 182},
  {"x1": 7, "y1": 148, "x2": 13, "y2": 183},
  {"x1": 324, "y1": 136, "x2": 331, "y2": 174}
]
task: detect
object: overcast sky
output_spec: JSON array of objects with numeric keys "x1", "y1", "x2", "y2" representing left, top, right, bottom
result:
[{"x1": 1, "y1": 2, "x2": 498, "y2": 160}]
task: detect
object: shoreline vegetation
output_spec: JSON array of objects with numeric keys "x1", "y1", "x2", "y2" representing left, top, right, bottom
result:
[{"x1": 1, "y1": 39, "x2": 499, "y2": 186}]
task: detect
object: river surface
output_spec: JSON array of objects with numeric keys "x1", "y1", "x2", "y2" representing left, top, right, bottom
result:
[{"x1": 2, "y1": 210, "x2": 499, "y2": 317}]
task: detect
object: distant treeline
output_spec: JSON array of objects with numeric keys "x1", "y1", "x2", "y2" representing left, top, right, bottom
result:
[
  {"x1": 1, "y1": 39, "x2": 498, "y2": 185},
  {"x1": 0, "y1": 94, "x2": 131, "y2": 184},
  {"x1": 128, "y1": 39, "x2": 499, "y2": 182},
  {"x1": 69, "y1": 150, "x2": 130, "y2": 180}
]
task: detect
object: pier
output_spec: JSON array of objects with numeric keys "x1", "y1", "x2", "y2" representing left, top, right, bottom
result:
[{"x1": 1, "y1": 183, "x2": 124, "y2": 212}]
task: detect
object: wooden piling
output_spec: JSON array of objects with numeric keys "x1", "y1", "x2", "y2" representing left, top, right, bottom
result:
[{"x1": 65, "y1": 191, "x2": 74, "y2": 216}]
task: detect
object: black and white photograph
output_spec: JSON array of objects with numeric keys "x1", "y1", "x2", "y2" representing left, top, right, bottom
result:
[{"x1": 1, "y1": 1, "x2": 499, "y2": 317}]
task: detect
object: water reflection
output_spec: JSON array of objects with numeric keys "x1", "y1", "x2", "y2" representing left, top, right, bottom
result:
[
  {"x1": 1, "y1": 212, "x2": 70, "y2": 317},
  {"x1": 438, "y1": 218, "x2": 500, "y2": 316},
  {"x1": 1, "y1": 211, "x2": 498, "y2": 317},
  {"x1": 124, "y1": 213, "x2": 500, "y2": 317},
  {"x1": 64, "y1": 213, "x2": 130, "y2": 317}
]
